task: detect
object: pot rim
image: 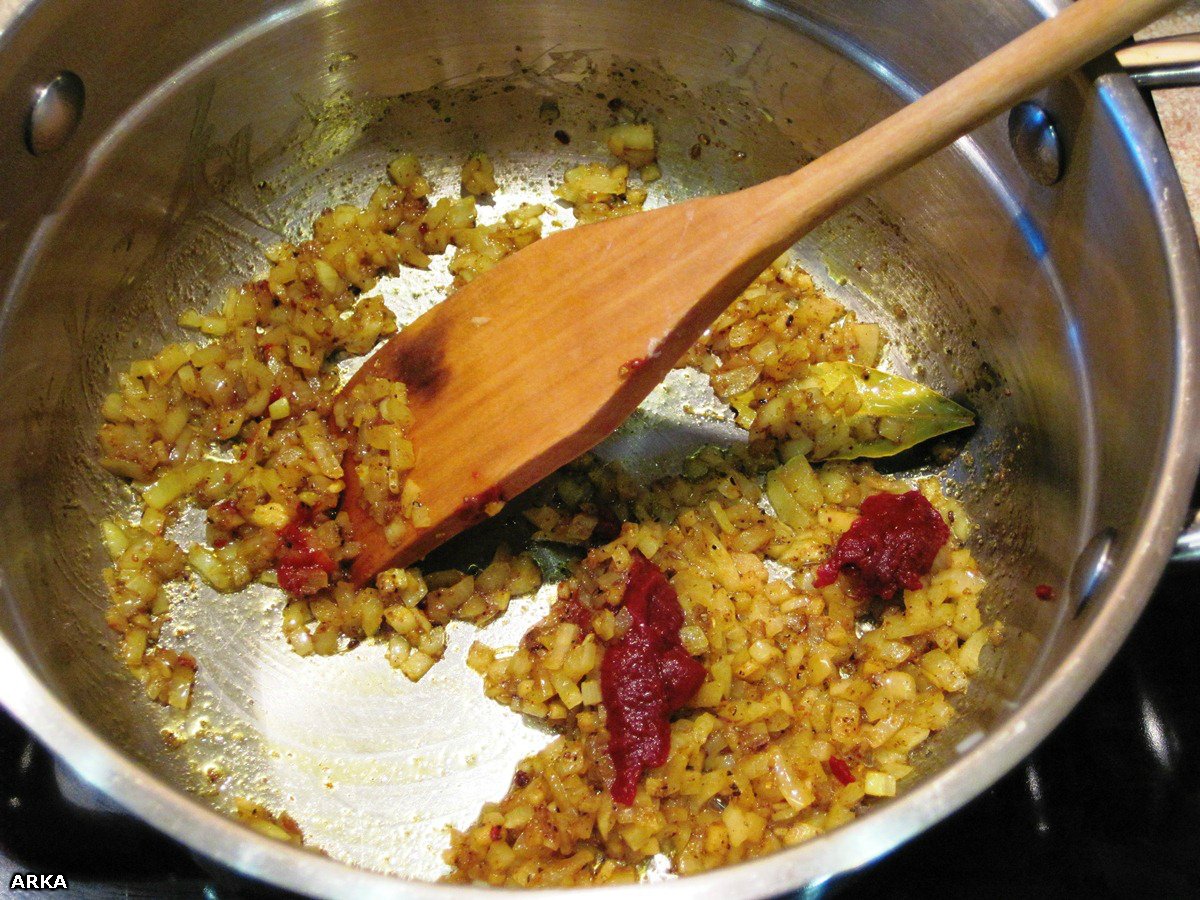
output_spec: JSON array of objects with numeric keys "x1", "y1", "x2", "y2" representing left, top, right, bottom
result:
[{"x1": 0, "y1": 0, "x2": 1197, "y2": 896}]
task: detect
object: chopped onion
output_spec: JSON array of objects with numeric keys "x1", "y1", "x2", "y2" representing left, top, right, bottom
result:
[{"x1": 772, "y1": 750, "x2": 814, "y2": 811}]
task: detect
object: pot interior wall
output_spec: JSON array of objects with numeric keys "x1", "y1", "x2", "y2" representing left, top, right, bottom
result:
[{"x1": 0, "y1": 0, "x2": 1174, "y2": 883}]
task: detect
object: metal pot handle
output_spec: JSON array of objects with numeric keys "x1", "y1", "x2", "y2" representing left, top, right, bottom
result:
[
  {"x1": 1118, "y1": 35, "x2": 1200, "y2": 88},
  {"x1": 1173, "y1": 510, "x2": 1200, "y2": 562},
  {"x1": 1116, "y1": 36, "x2": 1200, "y2": 561}
]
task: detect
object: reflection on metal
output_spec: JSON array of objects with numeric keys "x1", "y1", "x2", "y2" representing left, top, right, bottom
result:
[
  {"x1": 1008, "y1": 101, "x2": 1064, "y2": 186},
  {"x1": 1171, "y1": 508, "x2": 1200, "y2": 562},
  {"x1": 1137, "y1": 688, "x2": 1179, "y2": 772},
  {"x1": 24, "y1": 71, "x2": 84, "y2": 155},
  {"x1": 1071, "y1": 528, "x2": 1116, "y2": 617},
  {"x1": 1022, "y1": 762, "x2": 1050, "y2": 835},
  {"x1": 1128, "y1": 64, "x2": 1200, "y2": 89}
]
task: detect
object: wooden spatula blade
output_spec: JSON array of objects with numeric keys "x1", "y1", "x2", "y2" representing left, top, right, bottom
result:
[{"x1": 342, "y1": 196, "x2": 780, "y2": 583}]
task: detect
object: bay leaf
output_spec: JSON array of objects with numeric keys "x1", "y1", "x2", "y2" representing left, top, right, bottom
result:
[{"x1": 793, "y1": 362, "x2": 974, "y2": 461}]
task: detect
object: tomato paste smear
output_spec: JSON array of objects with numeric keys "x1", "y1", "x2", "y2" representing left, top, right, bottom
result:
[
  {"x1": 601, "y1": 552, "x2": 706, "y2": 805},
  {"x1": 814, "y1": 490, "x2": 949, "y2": 601},
  {"x1": 619, "y1": 356, "x2": 650, "y2": 378},
  {"x1": 275, "y1": 505, "x2": 336, "y2": 597}
]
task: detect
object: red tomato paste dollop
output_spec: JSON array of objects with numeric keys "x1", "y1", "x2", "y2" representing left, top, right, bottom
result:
[
  {"x1": 601, "y1": 552, "x2": 706, "y2": 805},
  {"x1": 814, "y1": 490, "x2": 949, "y2": 601},
  {"x1": 276, "y1": 506, "x2": 336, "y2": 597}
]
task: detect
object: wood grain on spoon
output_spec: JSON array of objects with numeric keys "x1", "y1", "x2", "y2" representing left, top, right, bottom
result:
[{"x1": 340, "y1": 0, "x2": 1180, "y2": 584}]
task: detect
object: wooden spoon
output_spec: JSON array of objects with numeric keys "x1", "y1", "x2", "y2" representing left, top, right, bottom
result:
[{"x1": 340, "y1": 0, "x2": 1179, "y2": 584}]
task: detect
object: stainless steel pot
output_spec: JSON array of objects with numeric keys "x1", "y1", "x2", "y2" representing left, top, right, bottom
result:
[{"x1": 0, "y1": 0, "x2": 1197, "y2": 896}]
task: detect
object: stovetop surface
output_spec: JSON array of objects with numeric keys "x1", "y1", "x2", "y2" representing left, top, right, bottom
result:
[{"x1": 2, "y1": 558, "x2": 1198, "y2": 898}]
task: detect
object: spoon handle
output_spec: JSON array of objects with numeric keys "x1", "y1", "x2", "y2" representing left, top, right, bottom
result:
[{"x1": 743, "y1": 0, "x2": 1181, "y2": 250}]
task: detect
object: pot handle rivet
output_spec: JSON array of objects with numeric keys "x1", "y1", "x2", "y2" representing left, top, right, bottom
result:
[
  {"x1": 1008, "y1": 100, "x2": 1063, "y2": 186},
  {"x1": 1070, "y1": 528, "x2": 1116, "y2": 618},
  {"x1": 24, "y1": 71, "x2": 85, "y2": 156}
]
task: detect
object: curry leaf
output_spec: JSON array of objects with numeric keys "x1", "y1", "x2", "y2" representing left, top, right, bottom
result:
[
  {"x1": 795, "y1": 362, "x2": 975, "y2": 461},
  {"x1": 528, "y1": 541, "x2": 585, "y2": 581}
]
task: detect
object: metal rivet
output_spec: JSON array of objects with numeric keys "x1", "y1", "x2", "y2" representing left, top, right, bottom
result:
[
  {"x1": 1070, "y1": 528, "x2": 1116, "y2": 617},
  {"x1": 25, "y1": 71, "x2": 85, "y2": 156},
  {"x1": 1008, "y1": 101, "x2": 1063, "y2": 186}
]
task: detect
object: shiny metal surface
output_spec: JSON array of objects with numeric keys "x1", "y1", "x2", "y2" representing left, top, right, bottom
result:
[
  {"x1": 1172, "y1": 509, "x2": 1200, "y2": 561},
  {"x1": 1008, "y1": 101, "x2": 1064, "y2": 185},
  {"x1": 23, "y1": 69, "x2": 84, "y2": 155},
  {"x1": 1116, "y1": 36, "x2": 1200, "y2": 560},
  {"x1": 0, "y1": 0, "x2": 1197, "y2": 897},
  {"x1": 1129, "y1": 62, "x2": 1200, "y2": 88},
  {"x1": 1068, "y1": 528, "x2": 1117, "y2": 615}
]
